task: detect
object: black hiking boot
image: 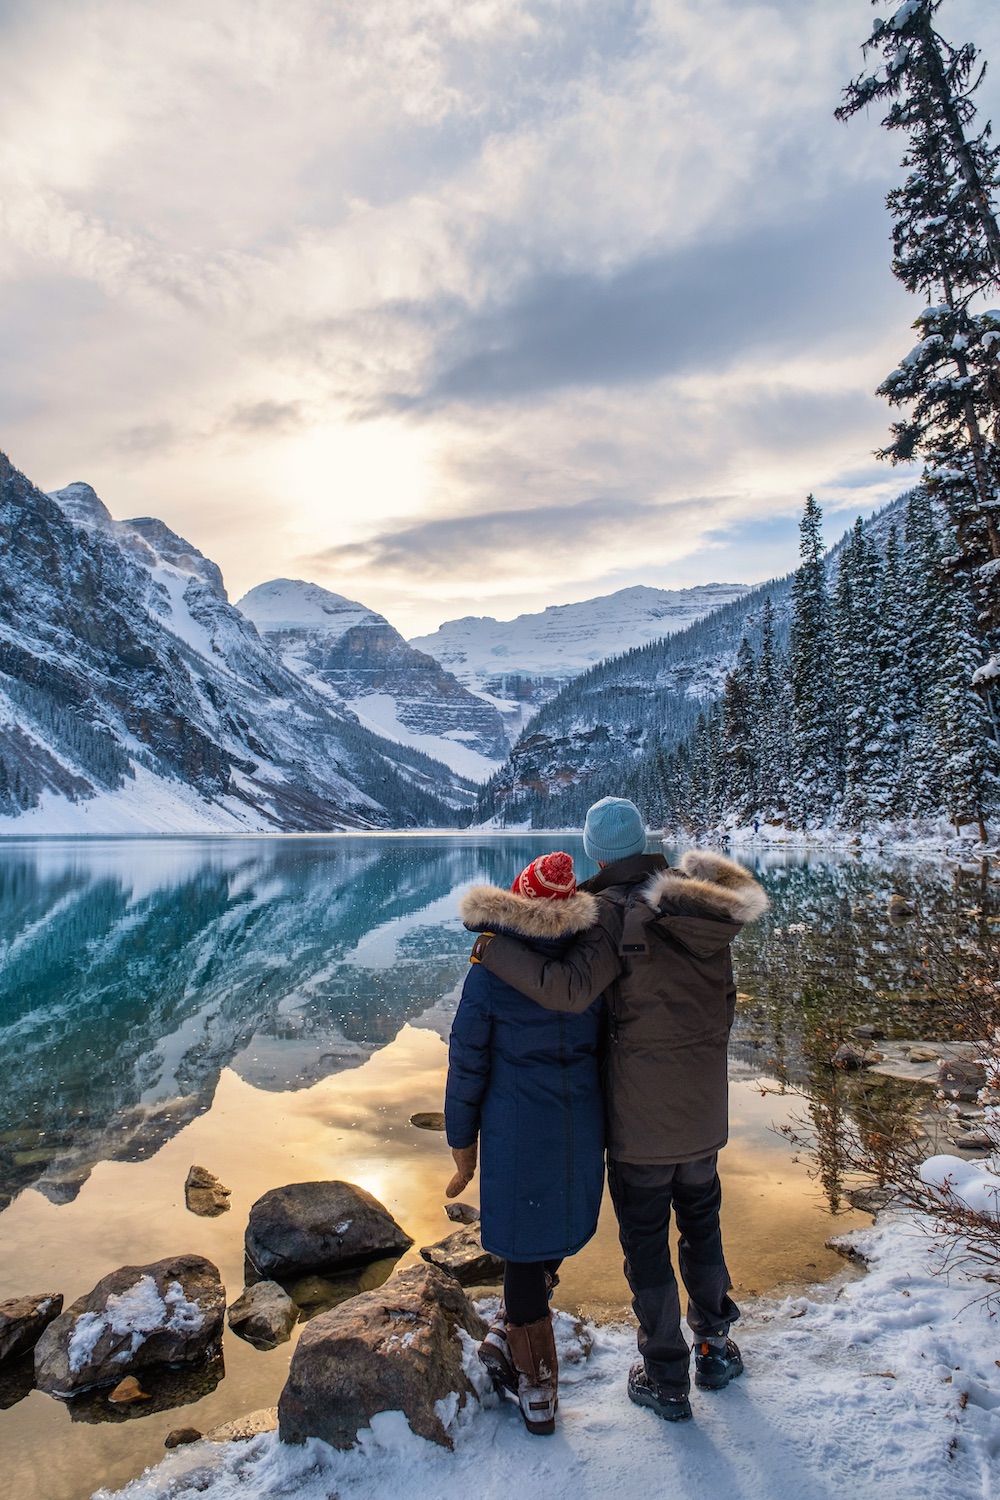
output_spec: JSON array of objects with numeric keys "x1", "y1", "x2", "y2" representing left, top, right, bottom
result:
[
  {"x1": 627, "y1": 1361, "x2": 692, "y2": 1422},
  {"x1": 694, "y1": 1338, "x2": 744, "y2": 1390}
]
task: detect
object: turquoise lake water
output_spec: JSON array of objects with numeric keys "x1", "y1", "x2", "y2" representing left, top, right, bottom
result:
[{"x1": 0, "y1": 833, "x2": 991, "y2": 1500}]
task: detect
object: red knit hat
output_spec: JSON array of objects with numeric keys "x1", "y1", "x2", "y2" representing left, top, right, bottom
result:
[{"x1": 510, "y1": 851, "x2": 576, "y2": 901}]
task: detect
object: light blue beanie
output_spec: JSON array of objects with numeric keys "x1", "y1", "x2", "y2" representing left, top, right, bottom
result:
[{"x1": 583, "y1": 797, "x2": 647, "y2": 864}]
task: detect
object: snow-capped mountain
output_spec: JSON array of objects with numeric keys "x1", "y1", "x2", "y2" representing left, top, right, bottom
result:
[
  {"x1": 0, "y1": 452, "x2": 472, "y2": 833},
  {"x1": 237, "y1": 579, "x2": 507, "y2": 781},
  {"x1": 410, "y1": 583, "x2": 751, "y2": 736}
]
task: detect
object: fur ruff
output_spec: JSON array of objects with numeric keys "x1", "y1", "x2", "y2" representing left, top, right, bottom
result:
[
  {"x1": 460, "y1": 884, "x2": 600, "y2": 939},
  {"x1": 643, "y1": 849, "x2": 769, "y2": 925}
]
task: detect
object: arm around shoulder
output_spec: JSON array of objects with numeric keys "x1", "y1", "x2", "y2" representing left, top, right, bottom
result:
[{"x1": 480, "y1": 910, "x2": 620, "y2": 1014}]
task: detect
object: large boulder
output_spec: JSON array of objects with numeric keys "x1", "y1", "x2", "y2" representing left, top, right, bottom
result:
[
  {"x1": 278, "y1": 1262, "x2": 487, "y2": 1451},
  {"x1": 227, "y1": 1281, "x2": 299, "y2": 1349},
  {"x1": 0, "y1": 1292, "x2": 63, "y2": 1363},
  {"x1": 419, "y1": 1225, "x2": 504, "y2": 1286},
  {"x1": 245, "y1": 1181, "x2": 412, "y2": 1279},
  {"x1": 33, "y1": 1254, "x2": 225, "y2": 1397}
]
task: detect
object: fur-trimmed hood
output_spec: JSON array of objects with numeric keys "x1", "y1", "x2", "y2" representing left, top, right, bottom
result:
[
  {"x1": 643, "y1": 849, "x2": 769, "y2": 926},
  {"x1": 460, "y1": 884, "x2": 600, "y2": 940}
]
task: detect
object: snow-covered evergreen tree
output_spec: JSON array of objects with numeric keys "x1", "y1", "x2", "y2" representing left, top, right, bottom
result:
[
  {"x1": 878, "y1": 524, "x2": 913, "y2": 808},
  {"x1": 936, "y1": 584, "x2": 1000, "y2": 838},
  {"x1": 789, "y1": 496, "x2": 838, "y2": 826},
  {"x1": 835, "y1": 520, "x2": 890, "y2": 824},
  {"x1": 838, "y1": 0, "x2": 1000, "y2": 631},
  {"x1": 755, "y1": 596, "x2": 788, "y2": 819},
  {"x1": 721, "y1": 637, "x2": 757, "y2": 820}
]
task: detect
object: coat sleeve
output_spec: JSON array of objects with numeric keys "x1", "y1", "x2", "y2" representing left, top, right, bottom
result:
[
  {"x1": 725, "y1": 950, "x2": 737, "y2": 1031},
  {"x1": 479, "y1": 908, "x2": 622, "y2": 1015},
  {"x1": 444, "y1": 965, "x2": 494, "y2": 1149}
]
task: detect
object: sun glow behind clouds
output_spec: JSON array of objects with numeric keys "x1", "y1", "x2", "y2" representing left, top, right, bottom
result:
[{"x1": 1, "y1": 0, "x2": 999, "y2": 633}]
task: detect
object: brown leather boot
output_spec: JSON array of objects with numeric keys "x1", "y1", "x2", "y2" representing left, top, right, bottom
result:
[{"x1": 505, "y1": 1314, "x2": 558, "y2": 1435}]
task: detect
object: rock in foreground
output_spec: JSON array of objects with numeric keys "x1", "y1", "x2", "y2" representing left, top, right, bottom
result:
[
  {"x1": 34, "y1": 1255, "x2": 225, "y2": 1397},
  {"x1": 419, "y1": 1225, "x2": 504, "y2": 1285},
  {"x1": 184, "y1": 1165, "x2": 232, "y2": 1218},
  {"x1": 0, "y1": 1292, "x2": 63, "y2": 1363},
  {"x1": 278, "y1": 1263, "x2": 486, "y2": 1450},
  {"x1": 227, "y1": 1281, "x2": 298, "y2": 1349},
  {"x1": 246, "y1": 1181, "x2": 412, "y2": 1279}
]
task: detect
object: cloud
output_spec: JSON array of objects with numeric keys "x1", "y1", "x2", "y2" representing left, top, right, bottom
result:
[
  {"x1": 226, "y1": 400, "x2": 305, "y2": 433},
  {"x1": 306, "y1": 494, "x2": 699, "y2": 580},
  {"x1": 0, "y1": 0, "x2": 998, "y2": 634},
  {"x1": 411, "y1": 191, "x2": 896, "y2": 405}
]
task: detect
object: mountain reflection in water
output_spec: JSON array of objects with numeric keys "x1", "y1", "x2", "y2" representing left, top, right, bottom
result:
[{"x1": 0, "y1": 836, "x2": 564, "y2": 1209}]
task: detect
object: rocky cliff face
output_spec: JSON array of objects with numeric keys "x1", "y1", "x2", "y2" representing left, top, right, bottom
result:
[
  {"x1": 238, "y1": 580, "x2": 508, "y2": 780},
  {"x1": 0, "y1": 452, "x2": 471, "y2": 831}
]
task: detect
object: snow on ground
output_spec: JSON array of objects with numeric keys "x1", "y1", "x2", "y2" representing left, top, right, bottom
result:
[
  {"x1": 723, "y1": 820, "x2": 1000, "y2": 859},
  {"x1": 345, "y1": 694, "x2": 501, "y2": 782},
  {"x1": 4, "y1": 762, "x2": 263, "y2": 835},
  {"x1": 96, "y1": 1212, "x2": 1000, "y2": 1500}
]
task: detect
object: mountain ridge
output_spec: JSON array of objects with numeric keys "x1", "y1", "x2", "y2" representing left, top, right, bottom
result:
[{"x1": 0, "y1": 452, "x2": 473, "y2": 832}]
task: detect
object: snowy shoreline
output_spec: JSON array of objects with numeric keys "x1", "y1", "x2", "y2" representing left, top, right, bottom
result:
[{"x1": 96, "y1": 1209, "x2": 1000, "y2": 1500}]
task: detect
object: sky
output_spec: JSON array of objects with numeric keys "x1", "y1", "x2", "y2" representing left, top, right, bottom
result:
[{"x1": 2, "y1": 0, "x2": 1000, "y2": 637}]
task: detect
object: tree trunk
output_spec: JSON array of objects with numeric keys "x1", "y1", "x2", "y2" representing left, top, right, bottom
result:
[{"x1": 921, "y1": 22, "x2": 1000, "y2": 280}]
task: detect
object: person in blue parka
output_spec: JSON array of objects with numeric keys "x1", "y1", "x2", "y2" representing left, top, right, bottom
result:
[{"x1": 444, "y1": 850, "x2": 605, "y2": 1436}]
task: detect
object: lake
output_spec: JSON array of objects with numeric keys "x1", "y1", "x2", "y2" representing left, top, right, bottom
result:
[{"x1": 0, "y1": 833, "x2": 989, "y2": 1500}]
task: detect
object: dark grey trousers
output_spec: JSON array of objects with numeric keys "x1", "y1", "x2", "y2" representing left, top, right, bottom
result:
[{"x1": 608, "y1": 1154, "x2": 740, "y2": 1391}]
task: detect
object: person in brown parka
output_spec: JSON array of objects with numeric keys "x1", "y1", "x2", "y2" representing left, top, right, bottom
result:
[{"x1": 467, "y1": 797, "x2": 769, "y2": 1421}]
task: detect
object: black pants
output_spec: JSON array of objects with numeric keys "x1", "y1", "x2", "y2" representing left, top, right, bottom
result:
[
  {"x1": 608, "y1": 1155, "x2": 739, "y2": 1391},
  {"x1": 503, "y1": 1258, "x2": 562, "y2": 1326}
]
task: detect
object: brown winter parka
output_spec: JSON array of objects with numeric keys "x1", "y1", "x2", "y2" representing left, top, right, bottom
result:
[{"x1": 472, "y1": 850, "x2": 769, "y2": 1165}]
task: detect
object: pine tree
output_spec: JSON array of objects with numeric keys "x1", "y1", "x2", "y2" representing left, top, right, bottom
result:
[
  {"x1": 878, "y1": 524, "x2": 913, "y2": 810},
  {"x1": 903, "y1": 488, "x2": 951, "y2": 711},
  {"x1": 936, "y1": 584, "x2": 1000, "y2": 839},
  {"x1": 789, "y1": 496, "x2": 837, "y2": 826},
  {"x1": 721, "y1": 637, "x2": 757, "y2": 821},
  {"x1": 834, "y1": 520, "x2": 889, "y2": 824},
  {"x1": 837, "y1": 0, "x2": 1000, "y2": 628},
  {"x1": 754, "y1": 597, "x2": 787, "y2": 819}
]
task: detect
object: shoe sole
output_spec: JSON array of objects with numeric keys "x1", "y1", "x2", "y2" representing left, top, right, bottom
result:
[
  {"x1": 478, "y1": 1343, "x2": 518, "y2": 1396},
  {"x1": 695, "y1": 1359, "x2": 744, "y2": 1391},
  {"x1": 628, "y1": 1385, "x2": 692, "y2": 1422}
]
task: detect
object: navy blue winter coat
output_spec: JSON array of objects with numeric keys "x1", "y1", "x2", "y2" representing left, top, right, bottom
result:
[{"x1": 445, "y1": 883, "x2": 605, "y2": 1263}]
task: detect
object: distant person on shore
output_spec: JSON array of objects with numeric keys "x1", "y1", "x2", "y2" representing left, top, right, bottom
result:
[
  {"x1": 444, "y1": 851, "x2": 605, "y2": 1436},
  {"x1": 468, "y1": 798, "x2": 768, "y2": 1422}
]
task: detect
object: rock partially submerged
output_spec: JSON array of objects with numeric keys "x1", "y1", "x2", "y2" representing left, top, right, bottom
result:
[
  {"x1": 444, "y1": 1202, "x2": 480, "y2": 1225},
  {"x1": 245, "y1": 1181, "x2": 412, "y2": 1279},
  {"x1": 184, "y1": 1165, "x2": 231, "y2": 1218},
  {"x1": 832, "y1": 1042, "x2": 884, "y2": 1070},
  {"x1": 938, "y1": 1058, "x2": 987, "y2": 1102},
  {"x1": 0, "y1": 1292, "x2": 63, "y2": 1363},
  {"x1": 108, "y1": 1375, "x2": 151, "y2": 1404},
  {"x1": 227, "y1": 1281, "x2": 298, "y2": 1349},
  {"x1": 206, "y1": 1407, "x2": 278, "y2": 1442},
  {"x1": 278, "y1": 1262, "x2": 487, "y2": 1451},
  {"x1": 419, "y1": 1225, "x2": 504, "y2": 1286},
  {"x1": 410, "y1": 1112, "x2": 446, "y2": 1131},
  {"x1": 33, "y1": 1255, "x2": 225, "y2": 1398},
  {"x1": 164, "y1": 1427, "x2": 202, "y2": 1449}
]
